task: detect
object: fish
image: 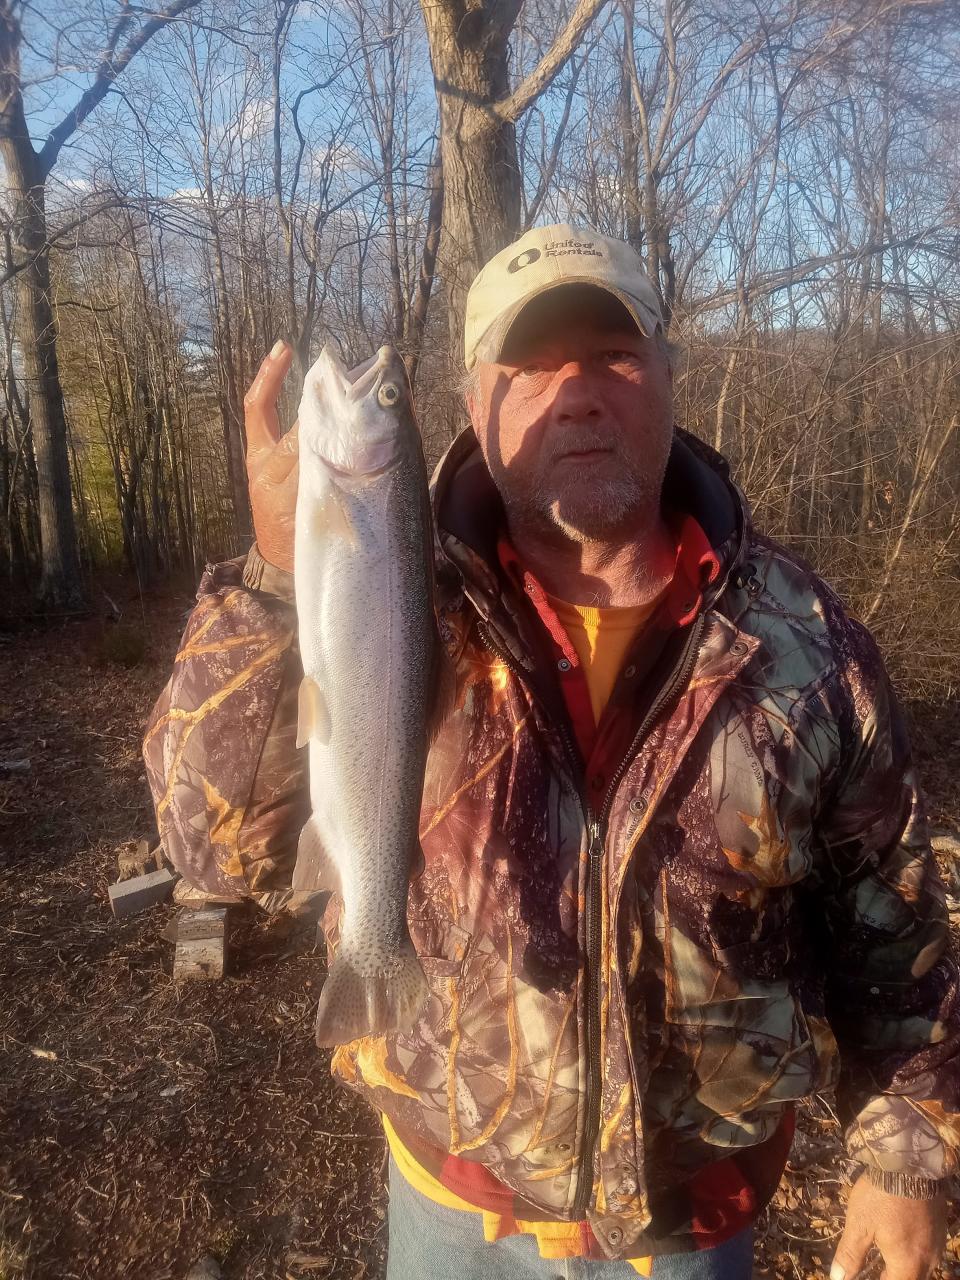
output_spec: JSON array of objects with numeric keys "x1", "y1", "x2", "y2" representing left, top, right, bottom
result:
[{"x1": 291, "y1": 343, "x2": 434, "y2": 1047}]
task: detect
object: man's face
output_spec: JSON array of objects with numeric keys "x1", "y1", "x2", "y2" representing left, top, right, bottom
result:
[{"x1": 467, "y1": 288, "x2": 674, "y2": 545}]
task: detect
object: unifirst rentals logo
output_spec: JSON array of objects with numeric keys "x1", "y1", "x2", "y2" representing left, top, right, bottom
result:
[
  {"x1": 507, "y1": 238, "x2": 603, "y2": 273},
  {"x1": 545, "y1": 237, "x2": 603, "y2": 259}
]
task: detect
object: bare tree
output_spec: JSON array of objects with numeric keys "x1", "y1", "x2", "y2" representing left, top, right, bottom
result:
[
  {"x1": 419, "y1": 0, "x2": 608, "y2": 342},
  {"x1": 0, "y1": 0, "x2": 202, "y2": 607}
]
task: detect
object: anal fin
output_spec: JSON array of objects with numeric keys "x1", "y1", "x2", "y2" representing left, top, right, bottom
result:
[
  {"x1": 292, "y1": 816, "x2": 341, "y2": 894},
  {"x1": 410, "y1": 842, "x2": 425, "y2": 880}
]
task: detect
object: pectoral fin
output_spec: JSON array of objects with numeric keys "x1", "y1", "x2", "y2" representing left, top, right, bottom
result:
[
  {"x1": 297, "y1": 676, "x2": 330, "y2": 748},
  {"x1": 310, "y1": 486, "x2": 356, "y2": 546}
]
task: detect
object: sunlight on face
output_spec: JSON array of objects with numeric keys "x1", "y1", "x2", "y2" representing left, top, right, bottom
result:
[{"x1": 469, "y1": 287, "x2": 674, "y2": 545}]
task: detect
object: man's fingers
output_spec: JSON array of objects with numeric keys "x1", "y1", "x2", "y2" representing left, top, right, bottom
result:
[
  {"x1": 835, "y1": 1175, "x2": 947, "y2": 1280},
  {"x1": 257, "y1": 457, "x2": 299, "y2": 508},
  {"x1": 257, "y1": 419, "x2": 300, "y2": 486},
  {"x1": 245, "y1": 340, "x2": 295, "y2": 461},
  {"x1": 252, "y1": 460, "x2": 299, "y2": 572},
  {"x1": 831, "y1": 1225, "x2": 873, "y2": 1280}
]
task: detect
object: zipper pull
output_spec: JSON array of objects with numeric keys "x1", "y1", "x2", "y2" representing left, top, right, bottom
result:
[{"x1": 589, "y1": 820, "x2": 604, "y2": 859}]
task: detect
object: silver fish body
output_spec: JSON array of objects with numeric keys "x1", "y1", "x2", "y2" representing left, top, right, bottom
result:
[{"x1": 292, "y1": 344, "x2": 433, "y2": 1046}]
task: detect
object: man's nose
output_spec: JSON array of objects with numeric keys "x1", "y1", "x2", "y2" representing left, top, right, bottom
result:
[{"x1": 551, "y1": 362, "x2": 602, "y2": 420}]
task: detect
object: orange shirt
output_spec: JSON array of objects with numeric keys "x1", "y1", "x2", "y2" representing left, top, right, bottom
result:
[
  {"x1": 384, "y1": 1117, "x2": 652, "y2": 1272},
  {"x1": 545, "y1": 591, "x2": 665, "y2": 725}
]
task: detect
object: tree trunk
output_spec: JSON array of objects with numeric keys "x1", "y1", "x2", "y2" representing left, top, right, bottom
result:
[
  {"x1": 202, "y1": 181, "x2": 250, "y2": 541},
  {"x1": 619, "y1": 58, "x2": 642, "y2": 252},
  {"x1": 420, "y1": 1, "x2": 523, "y2": 347},
  {"x1": 4, "y1": 161, "x2": 85, "y2": 607},
  {"x1": 406, "y1": 150, "x2": 444, "y2": 390}
]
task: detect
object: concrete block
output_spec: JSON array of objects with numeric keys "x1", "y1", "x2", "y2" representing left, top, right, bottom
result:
[{"x1": 108, "y1": 867, "x2": 178, "y2": 919}]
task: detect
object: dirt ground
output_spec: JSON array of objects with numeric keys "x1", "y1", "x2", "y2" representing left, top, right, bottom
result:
[{"x1": 1, "y1": 576, "x2": 958, "y2": 1280}]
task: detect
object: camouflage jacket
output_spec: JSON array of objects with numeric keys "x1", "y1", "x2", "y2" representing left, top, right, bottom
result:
[{"x1": 144, "y1": 428, "x2": 960, "y2": 1259}]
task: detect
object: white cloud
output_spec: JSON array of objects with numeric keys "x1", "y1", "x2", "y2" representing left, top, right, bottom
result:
[
  {"x1": 236, "y1": 98, "x2": 272, "y2": 141},
  {"x1": 309, "y1": 141, "x2": 363, "y2": 180}
]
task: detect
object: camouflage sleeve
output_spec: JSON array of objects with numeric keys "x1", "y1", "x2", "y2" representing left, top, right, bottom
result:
[
  {"x1": 142, "y1": 545, "x2": 308, "y2": 897},
  {"x1": 815, "y1": 611, "x2": 960, "y2": 1196}
]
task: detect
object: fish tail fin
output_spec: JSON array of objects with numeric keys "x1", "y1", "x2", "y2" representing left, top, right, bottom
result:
[
  {"x1": 292, "y1": 817, "x2": 341, "y2": 894},
  {"x1": 313, "y1": 941, "x2": 428, "y2": 1047}
]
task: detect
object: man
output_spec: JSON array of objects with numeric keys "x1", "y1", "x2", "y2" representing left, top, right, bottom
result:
[{"x1": 145, "y1": 226, "x2": 958, "y2": 1278}]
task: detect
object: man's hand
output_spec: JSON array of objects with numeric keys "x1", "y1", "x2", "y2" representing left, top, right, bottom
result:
[
  {"x1": 245, "y1": 339, "x2": 299, "y2": 572},
  {"x1": 830, "y1": 1173, "x2": 947, "y2": 1280}
]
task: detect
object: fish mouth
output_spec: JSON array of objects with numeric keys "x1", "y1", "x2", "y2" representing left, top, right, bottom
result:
[
  {"x1": 301, "y1": 343, "x2": 409, "y2": 477},
  {"x1": 342, "y1": 346, "x2": 405, "y2": 407}
]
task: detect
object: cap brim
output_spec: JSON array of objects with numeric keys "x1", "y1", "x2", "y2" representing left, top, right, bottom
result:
[{"x1": 468, "y1": 278, "x2": 658, "y2": 369}]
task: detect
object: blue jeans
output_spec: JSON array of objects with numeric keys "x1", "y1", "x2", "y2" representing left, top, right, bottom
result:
[{"x1": 386, "y1": 1157, "x2": 755, "y2": 1279}]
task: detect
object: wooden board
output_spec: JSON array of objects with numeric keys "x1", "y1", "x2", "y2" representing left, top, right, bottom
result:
[{"x1": 173, "y1": 907, "x2": 230, "y2": 980}]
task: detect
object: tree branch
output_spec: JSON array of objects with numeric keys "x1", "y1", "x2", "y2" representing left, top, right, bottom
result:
[
  {"x1": 494, "y1": 0, "x2": 607, "y2": 123},
  {"x1": 693, "y1": 233, "x2": 943, "y2": 316},
  {"x1": 38, "y1": 0, "x2": 203, "y2": 178},
  {"x1": 863, "y1": 413, "x2": 959, "y2": 626},
  {"x1": 525, "y1": 52, "x2": 584, "y2": 227},
  {"x1": 0, "y1": 196, "x2": 129, "y2": 286}
]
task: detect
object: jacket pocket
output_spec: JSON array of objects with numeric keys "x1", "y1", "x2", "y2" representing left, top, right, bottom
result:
[
  {"x1": 663, "y1": 926, "x2": 826, "y2": 1108},
  {"x1": 394, "y1": 924, "x2": 474, "y2": 1055}
]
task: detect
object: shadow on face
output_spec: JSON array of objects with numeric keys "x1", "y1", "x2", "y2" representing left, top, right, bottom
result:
[{"x1": 470, "y1": 285, "x2": 674, "y2": 552}]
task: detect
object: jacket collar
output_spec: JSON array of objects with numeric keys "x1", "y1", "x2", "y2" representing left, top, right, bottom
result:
[{"x1": 431, "y1": 426, "x2": 752, "y2": 631}]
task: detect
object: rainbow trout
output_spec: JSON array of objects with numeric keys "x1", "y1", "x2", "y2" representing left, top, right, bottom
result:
[{"x1": 292, "y1": 344, "x2": 432, "y2": 1046}]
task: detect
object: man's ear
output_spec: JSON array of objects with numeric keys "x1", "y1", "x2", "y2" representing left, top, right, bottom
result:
[{"x1": 464, "y1": 374, "x2": 486, "y2": 433}]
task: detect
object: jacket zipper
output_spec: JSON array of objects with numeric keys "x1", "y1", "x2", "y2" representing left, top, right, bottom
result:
[
  {"x1": 478, "y1": 613, "x2": 707, "y2": 1219},
  {"x1": 572, "y1": 612, "x2": 706, "y2": 1218}
]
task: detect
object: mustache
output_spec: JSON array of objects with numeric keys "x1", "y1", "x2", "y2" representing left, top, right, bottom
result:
[{"x1": 543, "y1": 429, "x2": 620, "y2": 464}]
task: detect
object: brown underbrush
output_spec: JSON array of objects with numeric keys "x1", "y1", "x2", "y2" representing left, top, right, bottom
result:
[{"x1": 0, "y1": 575, "x2": 957, "y2": 1279}]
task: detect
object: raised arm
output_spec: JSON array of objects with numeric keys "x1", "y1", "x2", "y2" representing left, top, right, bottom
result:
[{"x1": 142, "y1": 343, "x2": 307, "y2": 897}]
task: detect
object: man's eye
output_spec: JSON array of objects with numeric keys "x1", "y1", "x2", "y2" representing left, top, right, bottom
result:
[
  {"x1": 518, "y1": 363, "x2": 544, "y2": 377},
  {"x1": 604, "y1": 350, "x2": 635, "y2": 363}
]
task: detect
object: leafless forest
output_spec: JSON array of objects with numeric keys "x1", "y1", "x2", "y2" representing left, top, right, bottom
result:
[{"x1": 0, "y1": 0, "x2": 957, "y2": 694}]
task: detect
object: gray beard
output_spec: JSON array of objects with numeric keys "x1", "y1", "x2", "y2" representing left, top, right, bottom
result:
[
  {"x1": 497, "y1": 457, "x2": 665, "y2": 545},
  {"x1": 537, "y1": 471, "x2": 654, "y2": 542}
]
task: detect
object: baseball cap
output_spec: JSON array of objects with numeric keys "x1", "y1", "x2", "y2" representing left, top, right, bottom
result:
[{"x1": 463, "y1": 223, "x2": 663, "y2": 370}]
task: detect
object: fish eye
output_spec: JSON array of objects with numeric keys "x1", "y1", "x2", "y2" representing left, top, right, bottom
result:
[{"x1": 378, "y1": 382, "x2": 400, "y2": 407}]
